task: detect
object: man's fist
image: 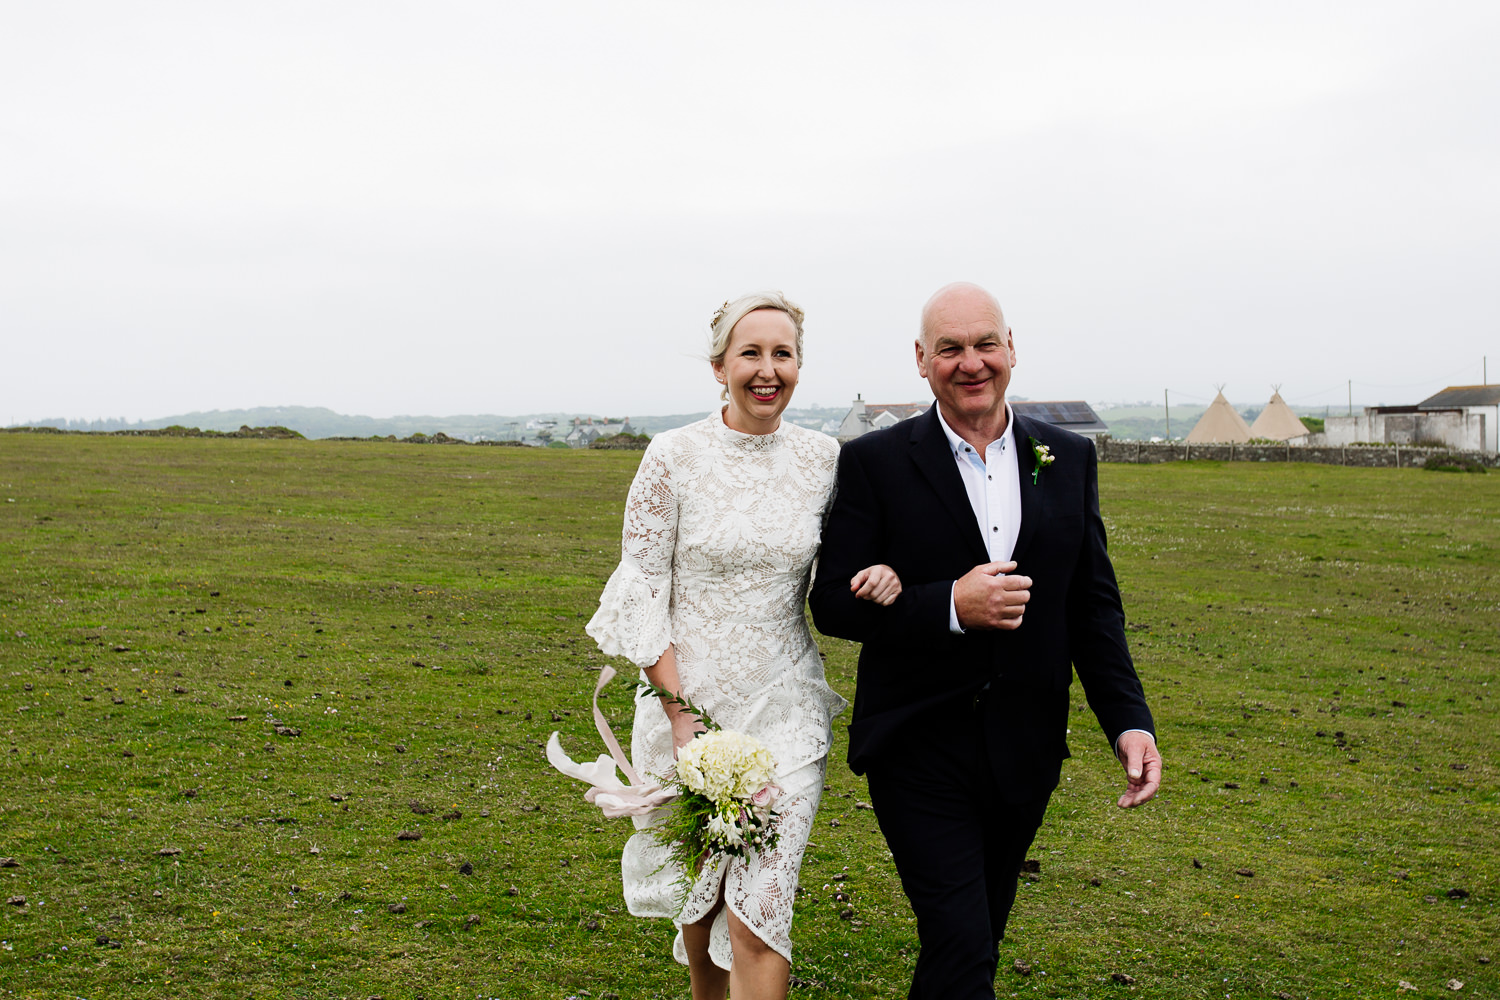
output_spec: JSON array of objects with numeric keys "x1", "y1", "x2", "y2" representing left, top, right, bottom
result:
[{"x1": 953, "y1": 560, "x2": 1032, "y2": 631}]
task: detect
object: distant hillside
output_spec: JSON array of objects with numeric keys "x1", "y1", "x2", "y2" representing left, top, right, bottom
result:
[
  {"x1": 15, "y1": 404, "x2": 854, "y2": 441},
  {"x1": 16, "y1": 400, "x2": 1336, "y2": 442},
  {"x1": 17, "y1": 406, "x2": 658, "y2": 441},
  {"x1": 1096, "y1": 404, "x2": 1209, "y2": 442}
]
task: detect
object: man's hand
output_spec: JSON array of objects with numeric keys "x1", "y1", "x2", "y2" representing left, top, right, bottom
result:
[
  {"x1": 953, "y1": 561, "x2": 1032, "y2": 630},
  {"x1": 1115, "y1": 731, "x2": 1161, "y2": 808},
  {"x1": 850, "y1": 564, "x2": 902, "y2": 606}
]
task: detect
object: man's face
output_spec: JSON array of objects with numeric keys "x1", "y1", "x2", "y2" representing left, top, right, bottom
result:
[{"x1": 914, "y1": 288, "x2": 1016, "y2": 425}]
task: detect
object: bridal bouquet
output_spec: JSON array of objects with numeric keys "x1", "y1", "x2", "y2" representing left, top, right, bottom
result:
[
  {"x1": 545, "y1": 667, "x2": 782, "y2": 881},
  {"x1": 640, "y1": 681, "x2": 782, "y2": 876}
]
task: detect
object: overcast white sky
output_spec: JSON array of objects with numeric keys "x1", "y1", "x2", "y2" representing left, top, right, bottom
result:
[{"x1": 3, "y1": 1, "x2": 1497, "y2": 423}]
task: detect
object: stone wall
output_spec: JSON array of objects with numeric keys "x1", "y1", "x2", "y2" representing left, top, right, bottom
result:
[{"x1": 1096, "y1": 438, "x2": 1499, "y2": 468}]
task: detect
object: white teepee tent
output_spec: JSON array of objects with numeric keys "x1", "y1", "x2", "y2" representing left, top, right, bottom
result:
[
  {"x1": 1185, "y1": 390, "x2": 1252, "y2": 443},
  {"x1": 1249, "y1": 390, "x2": 1310, "y2": 441}
]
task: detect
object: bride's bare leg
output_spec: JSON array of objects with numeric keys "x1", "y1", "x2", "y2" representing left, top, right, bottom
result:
[
  {"x1": 683, "y1": 901, "x2": 728, "y2": 1000},
  {"x1": 727, "y1": 908, "x2": 790, "y2": 1000}
]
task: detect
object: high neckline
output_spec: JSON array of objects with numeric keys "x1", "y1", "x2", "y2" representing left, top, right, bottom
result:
[{"x1": 712, "y1": 406, "x2": 785, "y2": 448}]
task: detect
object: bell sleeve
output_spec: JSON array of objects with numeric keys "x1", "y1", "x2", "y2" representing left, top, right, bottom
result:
[{"x1": 585, "y1": 441, "x2": 678, "y2": 668}]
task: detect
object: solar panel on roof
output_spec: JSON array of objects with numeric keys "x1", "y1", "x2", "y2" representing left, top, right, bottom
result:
[{"x1": 1014, "y1": 401, "x2": 1101, "y2": 426}]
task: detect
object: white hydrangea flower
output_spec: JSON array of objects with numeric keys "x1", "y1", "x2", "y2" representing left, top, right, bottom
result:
[{"x1": 675, "y1": 730, "x2": 776, "y2": 805}]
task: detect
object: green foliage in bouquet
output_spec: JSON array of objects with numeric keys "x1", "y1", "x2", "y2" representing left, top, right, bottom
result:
[
  {"x1": 635, "y1": 680, "x2": 721, "y2": 880},
  {"x1": 634, "y1": 680, "x2": 781, "y2": 892},
  {"x1": 634, "y1": 679, "x2": 721, "y2": 734}
]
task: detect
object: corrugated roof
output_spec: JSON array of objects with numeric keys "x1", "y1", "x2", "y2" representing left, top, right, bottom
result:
[
  {"x1": 1418, "y1": 385, "x2": 1500, "y2": 409},
  {"x1": 865, "y1": 403, "x2": 929, "y2": 421}
]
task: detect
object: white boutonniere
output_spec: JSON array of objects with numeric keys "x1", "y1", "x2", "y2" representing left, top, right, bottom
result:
[{"x1": 1029, "y1": 437, "x2": 1055, "y2": 485}]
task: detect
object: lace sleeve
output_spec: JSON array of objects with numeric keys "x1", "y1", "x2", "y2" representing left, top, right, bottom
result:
[{"x1": 585, "y1": 441, "x2": 678, "y2": 668}]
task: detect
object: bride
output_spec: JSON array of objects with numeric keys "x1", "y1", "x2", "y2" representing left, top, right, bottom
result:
[{"x1": 586, "y1": 291, "x2": 900, "y2": 999}]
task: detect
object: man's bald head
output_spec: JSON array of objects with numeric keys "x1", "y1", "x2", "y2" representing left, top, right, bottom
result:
[{"x1": 919, "y1": 282, "x2": 1006, "y2": 349}]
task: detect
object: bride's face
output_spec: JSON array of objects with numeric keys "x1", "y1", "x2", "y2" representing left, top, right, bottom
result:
[{"x1": 713, "y1": 308, "x2": 800, "y2": 435}]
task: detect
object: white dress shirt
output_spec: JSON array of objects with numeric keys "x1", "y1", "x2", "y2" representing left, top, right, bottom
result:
[{"x1": 935, "y1": 401, "x2": 1019, "y2": 634}]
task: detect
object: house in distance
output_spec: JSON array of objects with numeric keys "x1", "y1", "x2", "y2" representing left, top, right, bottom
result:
[
  {"x1": 836, "y1": 396, "x2": 1109, "y2": 444},
  {"x1": 1325, "y1": 384, "x2": 1498, "y2": 454}
]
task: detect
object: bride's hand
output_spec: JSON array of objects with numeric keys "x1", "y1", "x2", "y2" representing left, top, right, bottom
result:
[
  {"x1": 670, "y1": 711, "x2": 707, "y2": 756},
  {"x1": 850, "y1": 564, "x2": 902, "y2": 606}
]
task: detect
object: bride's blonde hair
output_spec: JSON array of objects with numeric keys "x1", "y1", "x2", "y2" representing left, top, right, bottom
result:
[{"x1": 708, "y1": 292, "x2": 805, "y2": 400}]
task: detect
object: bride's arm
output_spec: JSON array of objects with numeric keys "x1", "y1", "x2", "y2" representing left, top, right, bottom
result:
[
  {"x1": 642, "y1": 644, "x2": 704, "y2": 755},
  {"x1": 594, "y1": 442, "x2": 700, "y2": 753}
]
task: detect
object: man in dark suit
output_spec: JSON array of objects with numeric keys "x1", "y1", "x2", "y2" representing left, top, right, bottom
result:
[{"x1": 809, "y1": 282, "x2": 1160, "y2": 998}]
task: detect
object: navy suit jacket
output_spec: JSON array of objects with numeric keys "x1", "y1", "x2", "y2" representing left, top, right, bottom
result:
[{"x1": 809, "y1": 406, "x2": 1154, "y2": 802}]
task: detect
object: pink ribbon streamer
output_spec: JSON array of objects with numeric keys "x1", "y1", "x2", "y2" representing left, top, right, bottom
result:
[{"x1": 545, "y1": 665, "x2": 678, "y2": 819}]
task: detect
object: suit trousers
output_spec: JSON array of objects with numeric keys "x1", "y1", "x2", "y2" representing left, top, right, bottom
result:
[{"x1": 865, "y1": 690, "x2": 1051, "y2": 1000}]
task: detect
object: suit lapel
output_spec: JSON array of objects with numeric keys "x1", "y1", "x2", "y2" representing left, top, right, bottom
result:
[
  {"x1": 907, "y1": 408, "x2": 990, "y2": 562},
  {"x1": 1012, "y1": 413, "x2": 1042, "y2": 564}
]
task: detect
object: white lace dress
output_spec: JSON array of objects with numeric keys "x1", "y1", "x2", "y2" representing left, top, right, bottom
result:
[{"x1": 586, "y1": 408, "x2": 847, "y2": 970}]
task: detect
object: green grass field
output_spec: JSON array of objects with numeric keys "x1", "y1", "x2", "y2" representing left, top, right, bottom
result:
[{"x1": 1, "y1": 434, "x2": 1495, "y2": 999}]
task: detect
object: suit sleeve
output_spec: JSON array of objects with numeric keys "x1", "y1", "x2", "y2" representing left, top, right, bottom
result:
[
  {"x1": 1065, "y1": 445, "x2": 1155, "y2": 746},
  {"x1": 809, "y1": 441, "x2": 954, "y2": 645}
]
